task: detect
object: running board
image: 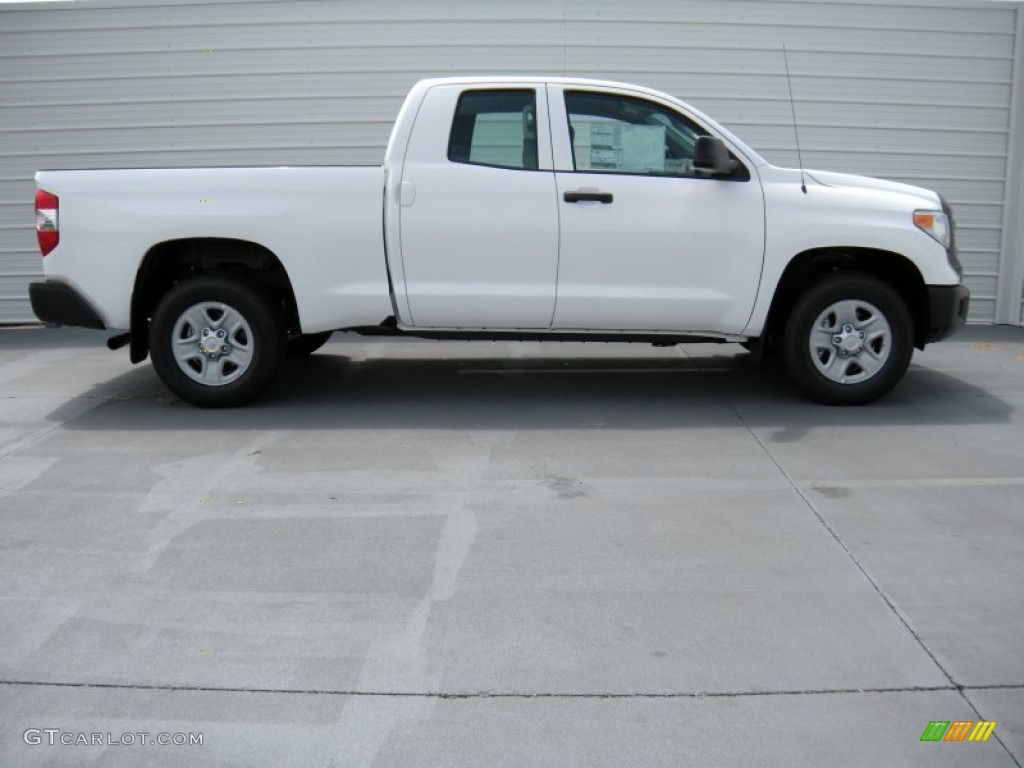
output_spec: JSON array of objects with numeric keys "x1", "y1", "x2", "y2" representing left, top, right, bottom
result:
[{"x1": 347, "y1": 319, "x2": 744, "y2": 346}]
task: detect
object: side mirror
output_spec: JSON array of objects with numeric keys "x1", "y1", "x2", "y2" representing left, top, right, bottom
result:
[{"x1": 693, "y1": 136, "x2": 738, "y2": 177}]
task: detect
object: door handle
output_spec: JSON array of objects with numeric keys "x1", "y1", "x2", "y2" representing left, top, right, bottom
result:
[{"x1": 563, "y1": 190, "x2": 613, "y2": 204}]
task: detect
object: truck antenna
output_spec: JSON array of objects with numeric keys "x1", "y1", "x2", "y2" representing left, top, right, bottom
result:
[{"x1": 783, "y1": 45, "x2": 808, "y2": 194}]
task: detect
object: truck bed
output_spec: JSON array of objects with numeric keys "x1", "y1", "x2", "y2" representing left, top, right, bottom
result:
[{"x1": 36, "y1": 166, "x2": 394, "y2": 333}]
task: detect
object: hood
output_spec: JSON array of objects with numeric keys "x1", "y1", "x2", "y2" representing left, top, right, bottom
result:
[{"x1": 804, "y1": 169, "x2": 940, "y2": 206}]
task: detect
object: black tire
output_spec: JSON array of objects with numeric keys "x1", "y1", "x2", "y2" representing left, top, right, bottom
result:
[
  {"x1": 783, "y1": 273, "x2": 914, "y2": 405},
  {"x1": 287, "y1": 331, "x2": 333, "y2": 359},
  {"x1": 150, "y1": 275, "x2": 285, "y2": 407}
]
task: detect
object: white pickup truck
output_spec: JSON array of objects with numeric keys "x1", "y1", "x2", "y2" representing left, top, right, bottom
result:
[{"x1": 30, "y1": 76, "x2": 968, "y2": 407}]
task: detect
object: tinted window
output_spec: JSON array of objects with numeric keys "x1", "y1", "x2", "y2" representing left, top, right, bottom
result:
[
  {"x1": 565, "y1": 91, "x2": 709, "y2": 177},
  {"x1": 448, "y1": 90, "x2": 539, "y2": 170}
]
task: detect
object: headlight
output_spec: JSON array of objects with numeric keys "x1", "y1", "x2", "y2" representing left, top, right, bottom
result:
[{"x1": 913, "y1": 210, "x2": 950, "y2": 249}]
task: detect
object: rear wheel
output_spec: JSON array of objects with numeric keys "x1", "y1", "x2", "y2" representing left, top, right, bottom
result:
[
  {"x1": 150, "y1": 275, "x2": 285, "y2": 407},
  {"x1": 783, "y1": 274, "x2": 913, "y2": 404}
]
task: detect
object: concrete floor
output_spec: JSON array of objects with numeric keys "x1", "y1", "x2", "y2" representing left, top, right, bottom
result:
[{"x1": 0, "y1": 325, "x2": 1021, "y2": 767}]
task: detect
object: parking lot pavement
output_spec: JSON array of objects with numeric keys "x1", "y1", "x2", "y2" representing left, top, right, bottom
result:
[{"x1": 0, "y1": 325, "x2": 1021, "y2": 767}]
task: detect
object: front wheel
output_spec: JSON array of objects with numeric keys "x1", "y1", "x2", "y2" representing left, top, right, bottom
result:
[
  {"x1": 783, "y1": 274, "x2": 914, "y2": 405},
  {"x1": 150, "y1": 275, "x2": 285, "y2": 407}
]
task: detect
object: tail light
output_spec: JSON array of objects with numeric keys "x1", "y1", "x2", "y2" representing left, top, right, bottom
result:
[{"x1": 35, "y1": 189, "x2": 59, "y2": 256}]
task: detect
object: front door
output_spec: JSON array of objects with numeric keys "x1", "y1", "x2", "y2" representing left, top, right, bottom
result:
[{"x1": 549, "y1": 87, "x2": 765, "y2": 334}]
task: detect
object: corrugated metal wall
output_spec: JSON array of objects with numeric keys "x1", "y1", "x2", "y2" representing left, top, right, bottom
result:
[{"x1": 0, "y1": 0, "x2": 1020, "y2": 324}]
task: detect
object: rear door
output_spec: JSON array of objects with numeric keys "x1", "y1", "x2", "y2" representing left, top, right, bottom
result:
[{"x1": 397, "y1": 84, "x2": 559, "y2": 328}]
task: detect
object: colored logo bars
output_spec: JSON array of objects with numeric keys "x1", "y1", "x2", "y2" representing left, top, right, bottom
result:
[{"x1": 921, "y1": 721, "x2": 997, "y2": 742}]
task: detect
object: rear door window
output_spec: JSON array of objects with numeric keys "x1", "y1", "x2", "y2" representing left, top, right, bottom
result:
[{"x1": 448, "y1": 90, "x2": 539, "y2": 171}]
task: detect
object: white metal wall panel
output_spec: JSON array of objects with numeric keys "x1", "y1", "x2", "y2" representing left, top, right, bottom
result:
[
  {"x1": 0, "y1": 0, "x2": 1019, "y2": 324},
  {"x1": 997, "y1": 3, "x2": 1024, "y2": 325}
]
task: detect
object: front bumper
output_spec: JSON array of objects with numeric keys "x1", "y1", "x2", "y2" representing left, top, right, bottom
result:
[
  {"x1": 925, "y1": 283, "x2": 969, "y2": 343},
  {"x1": 29, "y1": 281, "x2": 106, "y2": 329}
]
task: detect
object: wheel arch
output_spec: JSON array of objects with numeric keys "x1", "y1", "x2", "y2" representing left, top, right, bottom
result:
[
  {"x1": 130, "y1": 237, "x2": 300, "y2": 363},
  {"x1": 764, "y1": 247, "x2": 930, "y2": 351}
]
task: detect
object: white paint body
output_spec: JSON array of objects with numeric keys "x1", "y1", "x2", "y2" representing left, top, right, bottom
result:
[{"x1": 36, "y1": 76, "x2": 961, "y2": 337}]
